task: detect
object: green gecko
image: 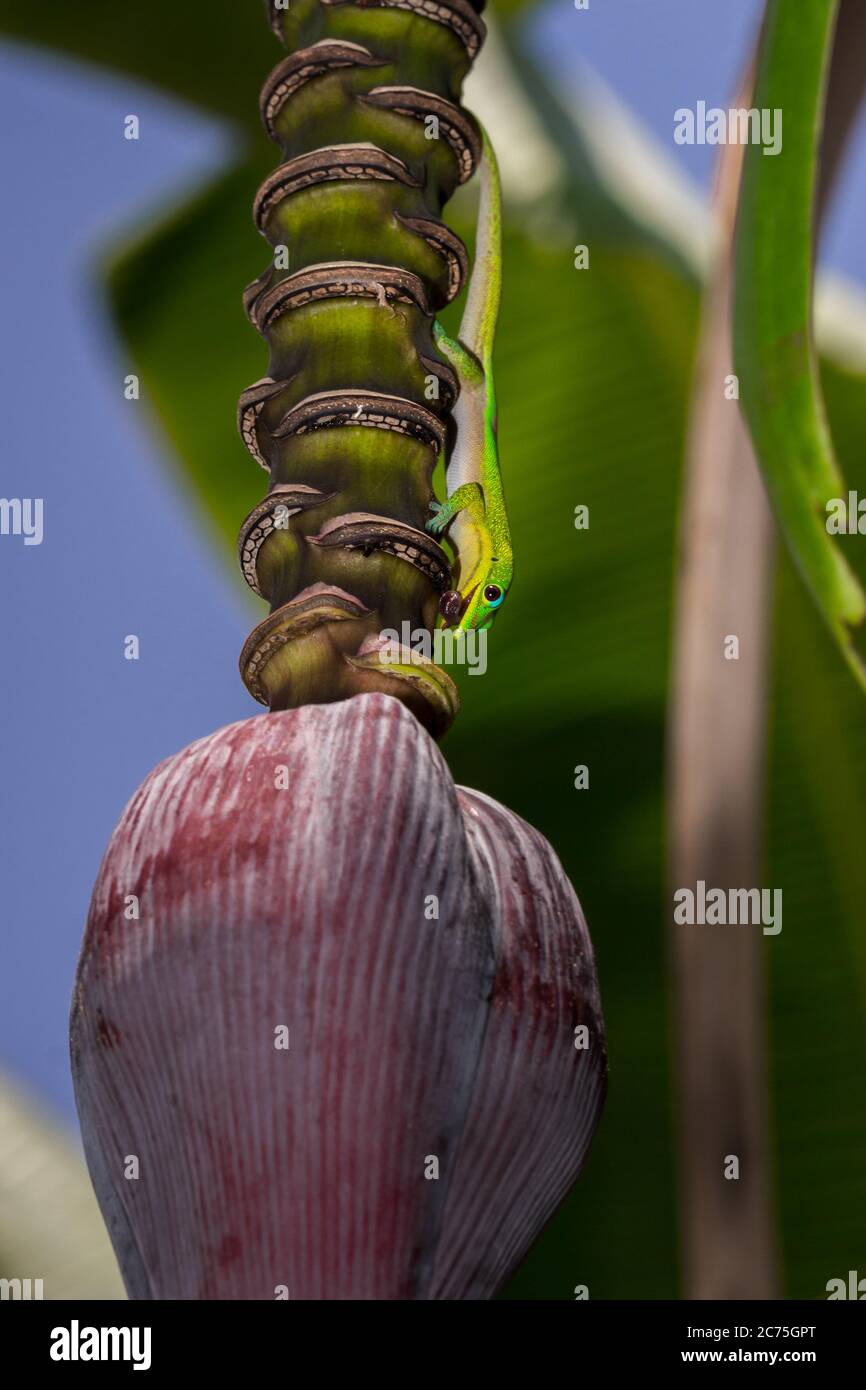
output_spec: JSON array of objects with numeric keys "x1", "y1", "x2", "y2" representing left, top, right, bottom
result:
[{"x1": 426, "y1": 124, "x2": 513, "y2": 632}]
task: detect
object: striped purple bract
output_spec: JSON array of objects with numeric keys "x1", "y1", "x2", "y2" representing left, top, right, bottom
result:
[{"x1": 71, "y1": 694, "x2": 605, "y2": 1299}]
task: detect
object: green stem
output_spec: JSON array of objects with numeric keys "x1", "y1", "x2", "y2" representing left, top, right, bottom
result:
[{"x1": 238, "y1": 0, "x2": 489, "y2": 734}]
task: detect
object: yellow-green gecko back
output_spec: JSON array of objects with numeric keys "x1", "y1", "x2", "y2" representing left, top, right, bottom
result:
[{"x1": 427, "y1": 126, "x2": 513, "y2": 632}]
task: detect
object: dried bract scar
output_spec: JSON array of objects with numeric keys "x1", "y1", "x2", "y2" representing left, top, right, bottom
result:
[
  {"x1": 259, "y1": 41, "x2": 387, "y2": 141},
  {"x1": 359, "y1": 87, "x2": 482, "y2": 183},
  {"x1": 272, "y1": 389, "x2": 445, "y2": 453},
  {"x1": 237, "y1": 486, "x2": 335, "y2": 597},
  {"x1": 253, "y1": 143, "x2": 419, "y2": 232},
  {"x1": 316, "y1": 0, "x2": 486, "y2": 63},
  {"x1": 308, "y1": 513, "x2": 452, "y2": 591}
]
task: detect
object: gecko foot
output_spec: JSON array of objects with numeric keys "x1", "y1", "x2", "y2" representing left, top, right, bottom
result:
[
  {"x1": 426, "y1": 511, "x2": 452, "y2": 538},
  {"x1": 426, "y1": 498, "x2": 448, "y2": 536}
]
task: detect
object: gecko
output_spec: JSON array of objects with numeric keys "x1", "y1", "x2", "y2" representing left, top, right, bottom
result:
[{"x1": 426, "y1": 124, "x2": 513, "y2": 632}]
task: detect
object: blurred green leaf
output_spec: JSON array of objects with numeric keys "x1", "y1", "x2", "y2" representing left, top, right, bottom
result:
[
  {"x1": 106, "y1": 158, "x2": 272, "y2": 553},
  {"x1": 0, "y1": 0, "x2": 538, "y2": 131},
  {"x1": 767, "y1": 531, "x2": 866, "y2": 1294},
  {"x1": 0, "y1": 0, "x2": 275, "y2": 131},
  {"x1": 734, "y1": 0, "x2": 866, "y2": 692}
]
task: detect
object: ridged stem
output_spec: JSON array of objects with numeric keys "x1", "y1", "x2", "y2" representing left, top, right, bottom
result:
[{"x1": 236, "y1": 0, "x2": 489, "y2": 735}]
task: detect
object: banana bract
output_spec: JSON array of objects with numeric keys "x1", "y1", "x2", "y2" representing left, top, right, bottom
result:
[{"x1": 71, "y1": 694, "x2": 606, "y2": 1299}]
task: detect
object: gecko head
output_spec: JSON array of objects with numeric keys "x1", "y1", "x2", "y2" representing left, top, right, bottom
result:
[{"x1": 439, "y1": 562, "x2": 512, "y2": 631}]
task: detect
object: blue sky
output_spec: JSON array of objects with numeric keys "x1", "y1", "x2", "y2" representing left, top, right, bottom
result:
[
  {"x1": 531, "y1": 0, "x2": 866, "y2": 275},
  {"x1": 2, "y1": 0, "x2": 865, "y2": 1126},
  {"x1": 0, "y1": 48, "x2": 247, "y2": 1122}
]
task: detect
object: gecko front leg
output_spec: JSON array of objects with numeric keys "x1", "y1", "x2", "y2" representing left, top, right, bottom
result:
[{"x1": 428, "y1": 481, "x2": 486, "y2": 536}]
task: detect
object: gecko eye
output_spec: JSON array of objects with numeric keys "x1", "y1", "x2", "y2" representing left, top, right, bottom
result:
[{"x1": 483, "y1": 584, "x2": 504, "y2": 607}]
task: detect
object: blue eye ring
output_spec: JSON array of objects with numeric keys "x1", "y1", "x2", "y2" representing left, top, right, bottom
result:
[{"x1": 483, "y1": 583, "x2": 504, "y2": 607}]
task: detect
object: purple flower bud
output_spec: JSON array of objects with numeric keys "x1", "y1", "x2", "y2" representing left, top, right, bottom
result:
[{"x1": 72, "y1": 694, "x2": 605, "y2": 1299}]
